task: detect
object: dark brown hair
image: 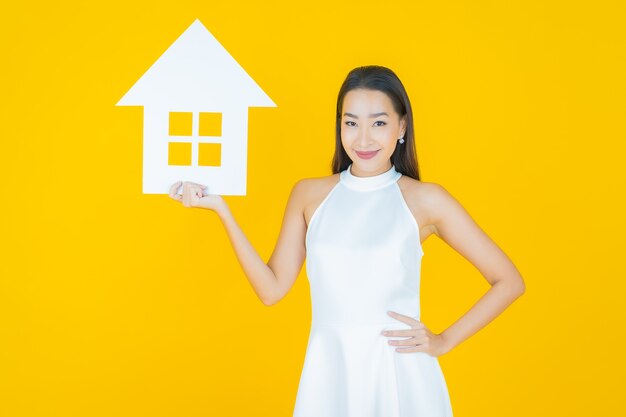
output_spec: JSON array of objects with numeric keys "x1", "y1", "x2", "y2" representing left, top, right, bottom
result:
[{"x1": 331, "y1": 65, "x2": 421, "y2": 180}]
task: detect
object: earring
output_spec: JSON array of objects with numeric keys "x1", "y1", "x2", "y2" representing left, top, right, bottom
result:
[{"x1": 398, "y1": 137, "x2": 405, "y2": 144}]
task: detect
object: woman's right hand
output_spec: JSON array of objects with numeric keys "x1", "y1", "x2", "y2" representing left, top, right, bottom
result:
[{"x1": 169, "y1": 180, "x2": 226, "y2": 213}]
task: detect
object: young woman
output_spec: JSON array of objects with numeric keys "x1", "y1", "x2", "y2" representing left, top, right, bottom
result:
[{"x1": 169, "y1": 65, "x2": 526, "y2": 417}]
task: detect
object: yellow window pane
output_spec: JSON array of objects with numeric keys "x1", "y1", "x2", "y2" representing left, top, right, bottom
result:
[
  {"x1": 168, "y1": 142, "x2": 192, "y2": 166},
  {"x1": 198, "y1": 142, "x2": 221, "y2": 166},
  {"x1": 199, "y1": 112, "x2": 222, "y2": 136},
  {"x1": 169, "y1": 112, "x2": 193, "y2": 136}
]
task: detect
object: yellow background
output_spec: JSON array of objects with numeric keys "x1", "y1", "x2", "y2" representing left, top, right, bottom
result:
[{"x1": 2, "y1": 1, "x2": 625, "y2": 415}]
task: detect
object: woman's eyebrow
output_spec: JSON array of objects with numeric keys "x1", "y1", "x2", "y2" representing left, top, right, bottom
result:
[{"x1": 343, "y1": 112, "x2": 389, "y2": 118}]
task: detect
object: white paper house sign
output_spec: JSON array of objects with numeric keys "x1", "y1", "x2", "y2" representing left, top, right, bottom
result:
[{"x1": 116, "y1": 19, "x2": 276, "y2": 195}]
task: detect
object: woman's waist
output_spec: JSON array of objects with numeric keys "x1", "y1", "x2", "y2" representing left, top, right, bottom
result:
[
  {"x1": 310, "y1": 319, "x2": 418, "y2": 328},
  {"x1": 310, "y1": 306, "x2": 420, "y2": 328},
  {"x1": 310, "y1": 295, "x2": 419, "y2": 323}
]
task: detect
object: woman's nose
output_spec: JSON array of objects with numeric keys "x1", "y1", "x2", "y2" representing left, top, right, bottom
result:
[{"x1": 356, "y1": 128, "x2": 371, "y2": 146}]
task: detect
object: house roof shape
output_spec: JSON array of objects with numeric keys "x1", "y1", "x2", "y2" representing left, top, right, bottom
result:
[{"x1": 116, "y1": 18, "x2": 276, "y2": 109}]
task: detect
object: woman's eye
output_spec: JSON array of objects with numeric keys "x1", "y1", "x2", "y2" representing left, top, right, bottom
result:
[
  {"x1": 374, "y1": 121, "x2": 386, "y2": 126},
  {"x1": 345, "y1": 121, "x2": 356, "y2": 126}
]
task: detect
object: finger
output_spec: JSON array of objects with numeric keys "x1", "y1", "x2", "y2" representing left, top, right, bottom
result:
[
  {"x1": 387, "y1": 311, "x2": 421, "y2": 325},
  {"x1": 395, "y1": 345, "x2": 425, "y2": 353},
  {"x1": 169, "y1": 181, "x2": 182, "y2": 198},
  {"x1": 387, "y1": 337, "x2": 419, "y2": 346},
  {"x1": 381, "y1": 329, "x2": 421, "y2": 337},
  {"x1": 182, "y1": 183, "x2": 190, "y2": 207},
  {"x1": 169, "y1": 191, "x2": 183, "y2": 202}
]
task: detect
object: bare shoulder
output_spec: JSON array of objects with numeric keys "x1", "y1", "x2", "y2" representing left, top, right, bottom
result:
[
  {"x1": 295, "y1": 173, "x2": 341, "y2": 227},
  {"x1": 397, "y1": 176, "x2": 451, "y2": 241}
]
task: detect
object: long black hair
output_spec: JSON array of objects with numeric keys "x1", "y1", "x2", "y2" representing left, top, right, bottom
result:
[{"x1": 331, "y1": 65, "x2": 421, "y2": 181}]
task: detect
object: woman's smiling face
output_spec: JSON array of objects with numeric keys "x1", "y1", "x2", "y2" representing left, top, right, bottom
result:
[{"x1": 340, "y1": 88, "x2": 407, "y2": 176}]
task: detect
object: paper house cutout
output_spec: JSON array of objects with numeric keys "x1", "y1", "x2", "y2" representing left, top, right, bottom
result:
[{"x1": 116, "y1": 18, "x2": 276, "y2": 195}]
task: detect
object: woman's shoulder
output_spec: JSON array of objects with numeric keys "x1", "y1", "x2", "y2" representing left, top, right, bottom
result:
[
  {"x1": 295, "y1": 172, "x2": 341, "y2": 200},
  {"x1": 291, "y1": 173, "x2": 341, "y2": 226},
  {"x1": 397, "y1": 176, "x2": 456, "y2": 227},
  {"x1": 300, "y1": 171, "x2": 341, "y2": 184},
  {"x1": 398, "y1": 175, "x2": 445, "y2": 199}
]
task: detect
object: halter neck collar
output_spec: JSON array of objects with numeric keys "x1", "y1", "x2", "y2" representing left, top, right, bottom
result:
[{"x1": 340, "y1": 163, "x2": 402, "y2": 192}]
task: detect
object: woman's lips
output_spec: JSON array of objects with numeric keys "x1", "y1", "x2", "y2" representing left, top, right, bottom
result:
[{"x1": 355, "y1": 149, "x2": 380, "y2": 159}]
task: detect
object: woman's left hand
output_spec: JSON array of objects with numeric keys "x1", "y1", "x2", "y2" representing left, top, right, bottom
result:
[{"x1": 381, "y1": 311, "x2": 451, "y2": 357}]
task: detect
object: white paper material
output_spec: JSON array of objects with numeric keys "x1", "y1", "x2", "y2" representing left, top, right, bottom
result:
[{"x1": 116, "y1": 18, "x2": 276, "y2": 195}]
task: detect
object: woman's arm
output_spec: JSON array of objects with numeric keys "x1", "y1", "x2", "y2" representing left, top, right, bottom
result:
[
  {"x1": 215, "y1": 179, "x2": 309, "y2": 306},
  {"x1": 424, "y1": 183, "x2": 526, "y2": 354}
]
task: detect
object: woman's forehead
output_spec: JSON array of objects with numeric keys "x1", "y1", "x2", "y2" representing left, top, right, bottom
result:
[{"x1": 343, "y1": 89, "x2": 393, "y2": 113}]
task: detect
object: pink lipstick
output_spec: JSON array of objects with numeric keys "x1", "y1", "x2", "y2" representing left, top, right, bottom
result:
[{"x1": 355, "y1": 150, "x2": 380, "y2": 160}]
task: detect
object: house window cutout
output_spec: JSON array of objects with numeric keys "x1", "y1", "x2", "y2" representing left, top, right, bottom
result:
[
  {"x1": 199, "y1": 112, "x2": 222, "y2": 136},
  {"x1": 167, "y1": 111, "x2": 223, "y2": 166},
  {"x1": 198, "y1": 143, "x2": 221, "y2": 166},
  {"x1": 168, "y1": 142, "x2": 192, "y2": 165},
  {"x1": 169, "y1": 112, "x2": 193, "y2": 136}
]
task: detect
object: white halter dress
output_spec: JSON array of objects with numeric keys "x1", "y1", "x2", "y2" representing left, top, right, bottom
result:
[{"x1": 293, "y1": 163, "x2": 453, "y2": 417}]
